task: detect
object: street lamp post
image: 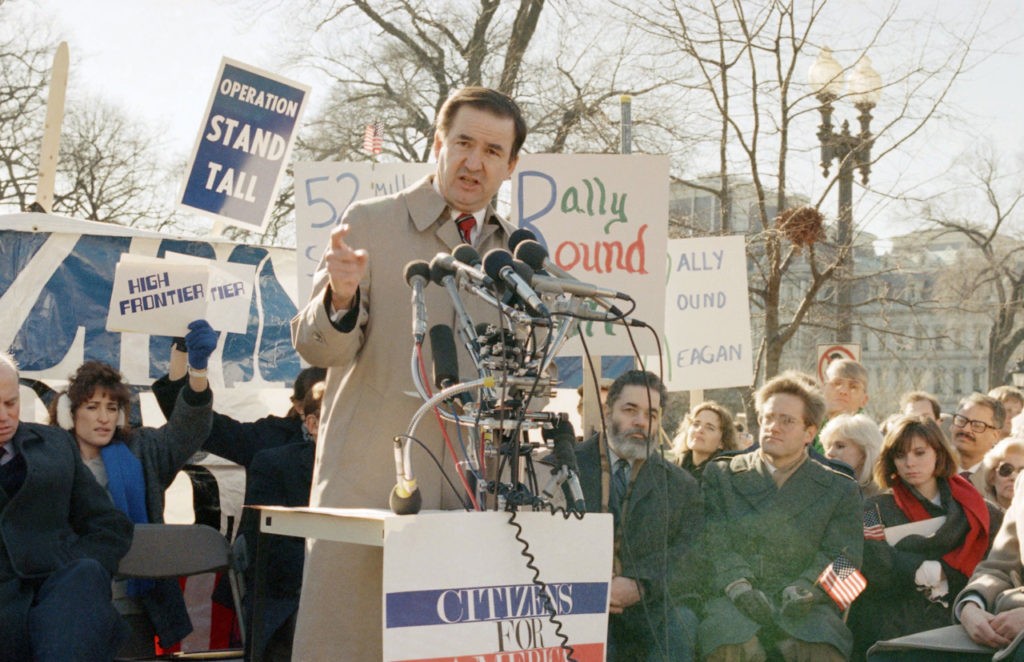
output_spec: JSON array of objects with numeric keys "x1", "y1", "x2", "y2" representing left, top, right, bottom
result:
[{"x1": 808, "y1": 48, "x2": 881, "y2": 343}]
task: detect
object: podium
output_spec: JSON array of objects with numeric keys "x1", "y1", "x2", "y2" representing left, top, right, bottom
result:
[{"x1": 255, "y1": 506, "x2": 613, "y2": 661}]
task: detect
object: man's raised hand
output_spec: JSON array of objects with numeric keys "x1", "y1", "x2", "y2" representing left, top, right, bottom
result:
[{"x1": 326, "y1": 224, "x2": 368, "y2": 311}]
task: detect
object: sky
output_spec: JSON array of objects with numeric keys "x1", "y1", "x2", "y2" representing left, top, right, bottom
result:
[{"x1": 8, "y1": 0, "x2": 1024, "y2": 240}]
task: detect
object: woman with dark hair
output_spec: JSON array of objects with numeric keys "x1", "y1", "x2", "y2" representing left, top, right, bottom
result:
[
  {"x1": 49, "y1": 320, "x2": 217, "y2": 652},
  {"x1": 848, "y1": 415, "x2": 1003, "y2": 660},
  {"x1": 670, "y1": 401, "x2": 738, "y2": 481}
]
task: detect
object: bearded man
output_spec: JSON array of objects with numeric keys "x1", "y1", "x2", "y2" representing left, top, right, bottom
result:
[{"x1": 569, "y1": 369, "x2": 703, "y2": 661}]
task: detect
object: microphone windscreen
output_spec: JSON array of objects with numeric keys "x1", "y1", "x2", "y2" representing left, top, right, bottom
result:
[
  {"x1": 389, "y1": 483, "x2": 423, "y2": 515},
  {"x1": 453, "y1": 243, "x2": 481, "y2": 267},
  {"x1": 512, "y1": 259, "x2": 534, "y2": 284},
  {"x1": 508, "y1": 228, "x2": 537, "y2": 252},
  {"x1": 404, "y1": 260, "x2": 431, "y2": 287},
  {"x1": 429, "y1": 254, "x2": 455, "y2": 285},
  {"x1": 514, "y1": 240, "x2": 548, "y2": 272},
  {"x1": 482, "y1": 249, "x2": 514, "y2": 281},
  {"x1": 551, "y1": 435, "x2": 579, "y2": 472},
  {"x1": 429, "y1": 324, "x2": 459, "y2": 390}
]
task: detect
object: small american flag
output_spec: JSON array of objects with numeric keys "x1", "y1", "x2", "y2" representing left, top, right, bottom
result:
[
  {"x1": 817, "y1": 553, "x2": 867, "y2": 611},
  {"x1": 362, "y1": 122, "x2": 383, "y2": 155},
  {"x1": 863, "y1": 504, "x2": 885, "y2": 541}
]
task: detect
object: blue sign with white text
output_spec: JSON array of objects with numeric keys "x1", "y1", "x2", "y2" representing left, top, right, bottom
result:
[{"x1": 181, "y1": 58, "x2": 309, "y2": 231}]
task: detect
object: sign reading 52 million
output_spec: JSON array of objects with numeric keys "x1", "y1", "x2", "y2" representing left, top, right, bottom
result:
[{"x1": 180, "y1": 58, "x2": 310, "y2": 232}]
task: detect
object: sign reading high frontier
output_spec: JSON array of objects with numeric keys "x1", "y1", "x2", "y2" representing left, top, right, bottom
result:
[
  {"x1": 181, "y1": 58, "x2": 309, "y2": 232},
  {"x1": 512, "y1": 154, "x2": 669, "y2": 356}
]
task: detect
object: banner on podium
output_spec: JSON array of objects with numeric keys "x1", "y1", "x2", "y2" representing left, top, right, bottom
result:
[{"x1": 382, "y1": 511, "x2": 613, "y2": 662}]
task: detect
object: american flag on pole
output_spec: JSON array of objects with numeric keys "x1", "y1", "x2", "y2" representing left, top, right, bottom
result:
[
  {"x1": 817, "y1": 553, "x2": 867, "y2": 611},
  {"x1": 362, "y1": 121, "x2": 383, "y2": 155},
  {"x1": 863, "y1": 504, "x2": 885, "y2": 541}
]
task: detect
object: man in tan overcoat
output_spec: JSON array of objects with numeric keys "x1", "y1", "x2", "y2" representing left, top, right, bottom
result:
[{"x1": 290, "y1": 87, "x2": 526, "y2": 660}]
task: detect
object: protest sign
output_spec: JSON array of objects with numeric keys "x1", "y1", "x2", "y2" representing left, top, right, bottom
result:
[
  {"x1": 512, "y1": 154, "x2": 669, "y2": 355},
  {"x1": 293, "y1": 160, "x2": 434, "y2": 303},
  {"x1": 181, "y1": 57, "x2": 309, "y2": 231},
  {"x1": 383, "y1": 511, "x2": 611, "y2": 662},
  {"x1": 655, "y1": 235, "x2": 754, "y2": 390},
  {"x1": 106, "y1": 254, "x2": 254, "y2": 336}
]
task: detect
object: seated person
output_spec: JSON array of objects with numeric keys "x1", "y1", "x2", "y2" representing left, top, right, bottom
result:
[
  {"x1": 820, "y1": 413, "x2": 883, "y2": 497},
  {"x1": 239, "y1": 381, "x2": 324, "y2": 661},
  {"x1": 700, "y1": 371, "x2": 862, "y2": 662},
  {"x1": 976, "y1": 437, "x2": 1024, "y2": 513},
  {"x1": 849, "y1": 415, "x2": 1002, "y2": 660},
  {"x1": 671, "y1": 401, "x2": 739, "y2": 481},
  {"x1": 48, "y1": 320, "x2": 216, "y2": 651},
  {"x1": 552, "y1": 370, "x2": 703, "y2": 661},
  {"x1": 1, "y1": 351, "x2": 133, "y2": 661}
]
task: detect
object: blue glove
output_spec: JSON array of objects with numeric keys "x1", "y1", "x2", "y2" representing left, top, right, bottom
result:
[{"x1": 185, "y1": 319, "x2": 218, "y2": 370}]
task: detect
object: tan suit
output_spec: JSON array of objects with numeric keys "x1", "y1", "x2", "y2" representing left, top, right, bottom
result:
[
  {"x1": 956, "y1": 474, "x2": 1024, "y2": 630},
  {"x1": 290, "y1": 175, "x2": 513, "y2": 660}
]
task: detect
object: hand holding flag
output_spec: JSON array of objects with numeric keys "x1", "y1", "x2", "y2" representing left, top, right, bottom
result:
[{"x1": 817, "y1": 553, "x2": 866, "y2": 611}]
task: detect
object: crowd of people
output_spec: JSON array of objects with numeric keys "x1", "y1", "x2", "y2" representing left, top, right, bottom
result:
[{"x1": 6, "y1": 82, "x2": 1024, "y2": 662}]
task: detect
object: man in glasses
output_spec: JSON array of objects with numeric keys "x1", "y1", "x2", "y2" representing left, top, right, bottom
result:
[
  {"x1": 699, "y1": 371, "x2": 862, "y2": 661},
  {"x1": 952, "y1": 393, "x2": 1006, "y2": 491}
]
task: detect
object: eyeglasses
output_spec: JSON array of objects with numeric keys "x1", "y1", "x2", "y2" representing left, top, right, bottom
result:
[
  {"x1": 759, "y1": 413, "x2": 805, "y2": 429},
  {"x1": 996, "y1": 462, "x2": 1023, "y2": 478},
  {"x1": 952, "y1": 414, "x2": 999, "y2": 434}
]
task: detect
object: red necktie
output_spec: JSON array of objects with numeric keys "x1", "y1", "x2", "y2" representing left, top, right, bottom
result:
[{"x1": 455, "y1": 213, "x2": 476, "y2": 244}]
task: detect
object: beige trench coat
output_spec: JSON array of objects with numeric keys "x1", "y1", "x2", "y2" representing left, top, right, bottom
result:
[{"x1": 290, "y1": 175, "x2": 516, "y2": 660}]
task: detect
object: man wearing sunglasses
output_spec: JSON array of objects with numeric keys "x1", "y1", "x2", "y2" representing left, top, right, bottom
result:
[{"x1": 951, "y1": 393, "x2": 1006, "y2": 494}]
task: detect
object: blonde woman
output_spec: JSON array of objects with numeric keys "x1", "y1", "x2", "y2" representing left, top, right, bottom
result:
[
  {"x1": 819, "y1": 413, "x2": 883, "y2": 497},
  {"x1": 976, "y1": 437, "x2": 1024, "y2": 511}
]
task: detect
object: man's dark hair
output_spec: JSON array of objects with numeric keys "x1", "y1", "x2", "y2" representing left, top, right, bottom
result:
[
  {"x1": 436, "y1": 86, "x2": 527, "y2": 161},
  {"x1": 605, "y1": 370, "x2": 667, "y2": 412},
  {"x1": 290, "y1": 367, "x2": 327, "y2": 419},
  {"x1": 959, "y1": 392, "x2": 1006, "y2": 430},
  {"x1": 899, "y1": 390, "x2": 942, "y2": 419}
]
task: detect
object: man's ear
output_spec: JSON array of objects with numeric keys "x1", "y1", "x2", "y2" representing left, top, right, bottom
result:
[{"x1": 432, "y1": 131, "x2": 444, "y2": 159}]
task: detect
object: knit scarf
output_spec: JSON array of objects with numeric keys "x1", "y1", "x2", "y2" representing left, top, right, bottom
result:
[
  {"x1": 101, "y1": 442, "x2": 153, "y2": 596},
  {"x1": 891, "y1": 474, "x2": 989, "y2": 578}
]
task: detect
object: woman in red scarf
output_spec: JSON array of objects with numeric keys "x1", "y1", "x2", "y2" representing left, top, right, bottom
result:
[{"x1": 848, "y1": 415, "x2": 1003, "y2": 660}]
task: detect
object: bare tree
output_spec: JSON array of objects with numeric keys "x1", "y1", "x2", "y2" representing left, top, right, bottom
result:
[
  {"x1": 918, "y1": 144, "x2": 1024, "y2": 389},
  {"x1": 0, "y1": 4, "x2": 174, "y2": 228},
  {"x1": 0, "y1": 3, "x2": 50, "y2": 212},
  {"x1": 625, "y1": 0, "x2": 993, "y2": 390},
  {"x1": 54, "y1": 100, "x2": 171, "y2": 227}
]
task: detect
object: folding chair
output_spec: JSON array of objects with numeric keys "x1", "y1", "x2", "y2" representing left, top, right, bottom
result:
[{"x1": 115, "y1": 523, "x2": 245, "y2": 661}]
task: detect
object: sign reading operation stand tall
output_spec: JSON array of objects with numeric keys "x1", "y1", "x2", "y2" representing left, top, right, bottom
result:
[{"x1": 180, "y1": 58, "x2": 309, "y2": 232}]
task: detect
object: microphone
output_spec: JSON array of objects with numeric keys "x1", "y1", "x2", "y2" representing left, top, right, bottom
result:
[
  {"x1": 433, "y1": 252, "x2": 493, "y2": 287},
  {"x1": 453, "y1": 243, "x2": 483, "y2": 269},
  {"x1": 508, "y1": 228, "x2": 537, "y2": 253},
  {"x1": 429, "y1": 254, "x2": 483, "y2": 371},
  {"x1": 429, "y1": 325, "x2": 459, "y2": 390},
  {"x1": 514, "y1": 239, "x2": 574, "y2": 280},
  {"x1": 543, "y1": 416, "x2": 586, "y2": 512},
  {"x1": 528, "y1": 271, "x2": 631, "y2": 301},
  {"x1": 389, "y1": 481, "x2": 422, "y2": 515},
  {"x1": 482, "y1": 249, "x2": 550, "y2": 317},
  {"x1": 404, "y1": 260, "x2": 431, "y2": 343}
]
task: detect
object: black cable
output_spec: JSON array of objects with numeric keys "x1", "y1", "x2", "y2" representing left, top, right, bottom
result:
[
  {"x1": 394, "y1": 434, "x2": 472, "y2": 510},
  {"x1": 505, "y1": 508, "x2": 578, "y2": 662}
]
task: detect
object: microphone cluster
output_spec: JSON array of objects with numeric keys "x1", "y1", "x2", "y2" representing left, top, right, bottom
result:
[{"x1": 394, "y1": 228, "x2": 638, "y2": 514}]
